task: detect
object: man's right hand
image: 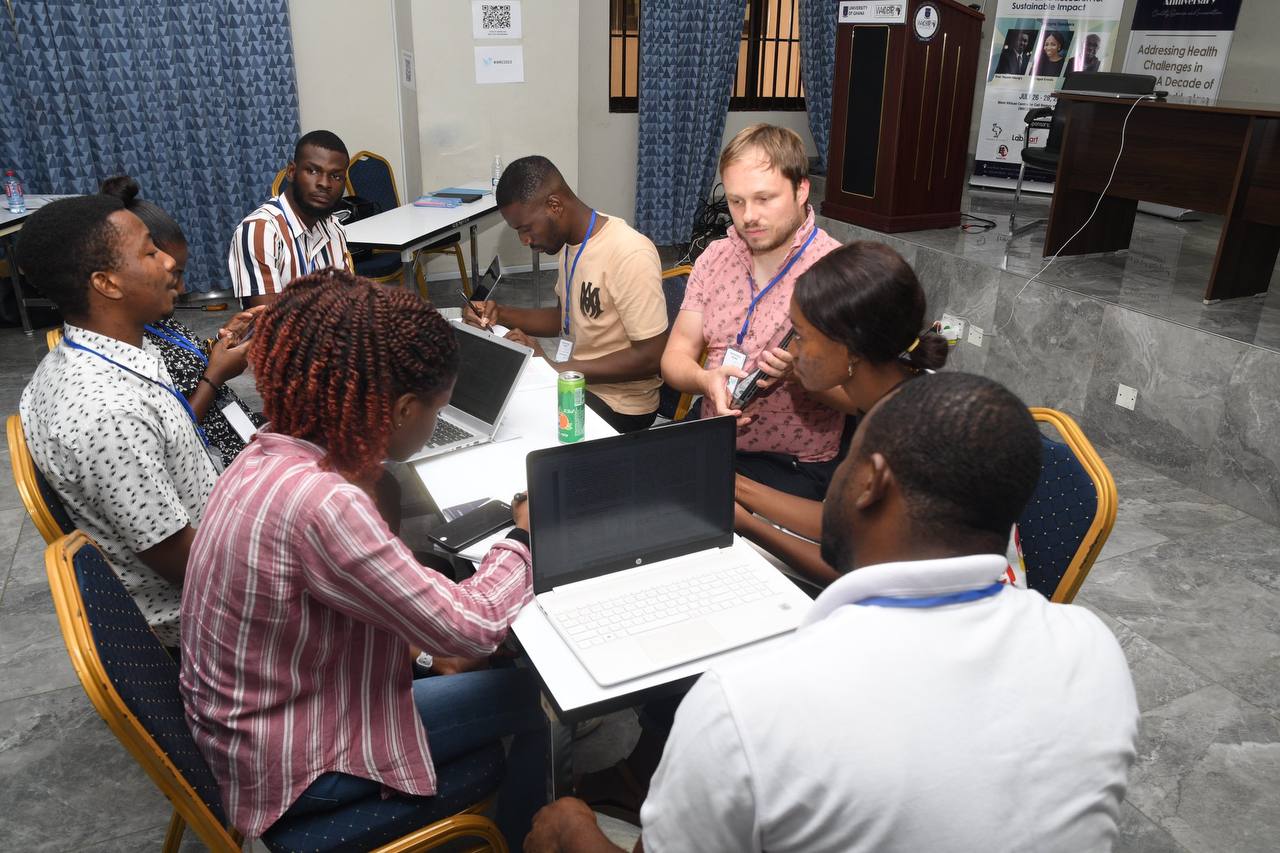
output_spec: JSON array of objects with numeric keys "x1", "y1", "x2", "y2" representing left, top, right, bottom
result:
[
  {"x1": 463, "y1": 300, "x2": 500, "y2": 330},
  {"x1": 698, "y1": 363, "x2": 751, "y2": 426}
]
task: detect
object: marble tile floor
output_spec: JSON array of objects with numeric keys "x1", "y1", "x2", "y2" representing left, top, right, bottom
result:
[
  {"x1": 813, "y1": 182, "x2": 1280, "y2": 353},
  {"x1": 3, "y1": 276, "x2": 1280, "y2": 850}
]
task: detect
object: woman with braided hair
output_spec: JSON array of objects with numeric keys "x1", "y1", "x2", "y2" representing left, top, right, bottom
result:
[{"x1": 180, "y1": 270, "x2": 546, "y2": 848}]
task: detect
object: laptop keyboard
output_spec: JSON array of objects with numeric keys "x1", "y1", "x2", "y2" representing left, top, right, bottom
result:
[
  {"x1": 551, "y1": 563, "x2": 768, "y2": 649},
  {"x1": 426, "y1": 418, "x2": 474, "y2": 448}
]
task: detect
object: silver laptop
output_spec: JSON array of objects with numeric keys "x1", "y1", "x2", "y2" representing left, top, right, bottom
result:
[
  {"x1": 414, "y1": 321, "x2": 531, "y2": 460},
  {"x1": 527, "y1": 417, "x2": 812, "y2": 686}
]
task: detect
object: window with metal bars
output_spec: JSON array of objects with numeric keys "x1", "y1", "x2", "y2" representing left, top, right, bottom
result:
[{"x1": 609, "y1": 0, "x2": 805, "y2": 114}]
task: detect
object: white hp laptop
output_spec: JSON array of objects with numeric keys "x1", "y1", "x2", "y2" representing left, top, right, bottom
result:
[
  {"x1": 527, "y1": 417, "x2": 813, "y2": 686},
  {"x1": 414, "y1": 321, "x2": 531, "y2": 460}
]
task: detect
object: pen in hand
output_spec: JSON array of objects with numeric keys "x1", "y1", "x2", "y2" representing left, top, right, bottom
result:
[{"x1": 459, "y1": 290, "x2": 488, "y2": 327}]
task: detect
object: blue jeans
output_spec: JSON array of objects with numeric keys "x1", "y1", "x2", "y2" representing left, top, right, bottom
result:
[{"x1": 282, "y1": 667, "x2": 548, "y2": 847}]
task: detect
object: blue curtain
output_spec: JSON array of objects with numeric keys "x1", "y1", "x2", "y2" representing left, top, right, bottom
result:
[
  {"x1": 634, "y1": 0, "x2": 742, "y2": 246},
  {"x1": 799, "y1": 0, "x2": 839, "y2": 174},
  {"x1": 0, "y1": 1, "x2": 299, "y2": 294}
]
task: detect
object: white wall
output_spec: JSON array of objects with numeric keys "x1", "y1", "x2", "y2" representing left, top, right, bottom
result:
[
  {"x1": 577, "y1": 0, "x2": 815, "y2": 229},
  {"x1": 412, "y1": 0, "x2": 580, "y2": 276},
  {"x1": 287, "y1": 0, "x2": 579, "y2": 278},
  {"x1": 288, "y1": 0, "x2": 406, "y2": 186}
]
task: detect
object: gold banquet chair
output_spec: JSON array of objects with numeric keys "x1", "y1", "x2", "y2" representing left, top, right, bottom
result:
[
  {"x1": 1016, "y1": 408, "x2": 1118, "y2": 603},
  {"x1": 46, "y1": 530, "x2": 509, "y2": 853},
  {"x1": 7, "y1": 413, "x2": 75, "y2": 544}
]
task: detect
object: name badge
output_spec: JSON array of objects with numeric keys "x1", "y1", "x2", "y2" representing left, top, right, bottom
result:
[
  {"x1": 554, "y1": 338, "x2": 574, "y2": 363},
  {"x1": 221, "y1": 402, "x2": 259, "y2": 443},
  {"x1": 723, "y1": 347, "x2": 747, "y2": 395}
]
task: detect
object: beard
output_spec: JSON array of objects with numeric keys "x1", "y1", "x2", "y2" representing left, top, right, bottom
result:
[
  {"x1": 740, "y1": 205, "x2": 807, "y2": 256},
  {"x1": 291, "y1": 191, "x2": 340, "y2": 221}
]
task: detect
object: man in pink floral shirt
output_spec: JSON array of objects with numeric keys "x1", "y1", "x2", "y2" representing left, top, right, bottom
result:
[{"x1": 662, "y1": 124, "x2": 852, "y2": 499}]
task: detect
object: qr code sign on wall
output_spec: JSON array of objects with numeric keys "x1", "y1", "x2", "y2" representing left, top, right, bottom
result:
[
  {"x1": 481, "y1": 4, "x2": 511, "y2": 31},
  {"x1": 472, "y1": 0, "x2": 521, "y2": 39}
]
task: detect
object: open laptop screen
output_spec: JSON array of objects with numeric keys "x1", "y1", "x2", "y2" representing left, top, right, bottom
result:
[
  {"x1": 448, "y1": 324, "x2": 529, "y2": 425},
  {"x1": 527, "y1": 417, "x2": 736, "y2": 593}
]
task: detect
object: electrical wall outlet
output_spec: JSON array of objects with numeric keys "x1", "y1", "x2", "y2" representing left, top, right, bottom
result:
[
  {"x1": 939, "y1": 314, "x2": 965, "y2": 345},
  {"x1": 968, "y1": 325, "x2": 985, "y2": 347},
  {"x1": 1115, "y1": 383, "x2": 1137, "y2": 410}
]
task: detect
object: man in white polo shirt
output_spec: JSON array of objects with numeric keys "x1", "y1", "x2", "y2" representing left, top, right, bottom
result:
[{"x1": 524, "y1": 373, "x2": 1139, "y2": 853}]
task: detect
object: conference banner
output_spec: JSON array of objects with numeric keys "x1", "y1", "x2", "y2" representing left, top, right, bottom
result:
[
  {"x1": 1122, "y1": 0, "x2": 1243, "y2": 105},
  {"x1": 970, "y1": 0, "x2": 1125, "y2": 191}
]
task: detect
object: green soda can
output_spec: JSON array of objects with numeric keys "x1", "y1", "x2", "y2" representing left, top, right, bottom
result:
[{"x1": 557, "y1": 370, "x2": 586, "y2": 443}]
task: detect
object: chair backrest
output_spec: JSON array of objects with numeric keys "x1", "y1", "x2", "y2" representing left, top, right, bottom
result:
[
  {"x1": 657, "y1": 266, "x2": 699, "y2": 421},
  {"x1": 1045, "y1": 72, "x2": 1157, "y2": 154},
  {"x1": 45, "y1": 531, "x2": 240, "y2": 851},
  {"x1": 347, "y1": 150, "x2": 400, "y2": 215},
  {"x1": 272, "y1": 166, "x2": 290, "y2": 197},
  {"x1": 7, "y1": 414, "x2": 76, "y2": 544},
  {"x1": 1017, "y1": 408, "x2": 1117, "y2": 603}
]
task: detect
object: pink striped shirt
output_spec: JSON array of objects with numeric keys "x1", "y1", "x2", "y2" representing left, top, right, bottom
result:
[{"x1": 179, "y1": 431, "x2": 533, "y2": 837}]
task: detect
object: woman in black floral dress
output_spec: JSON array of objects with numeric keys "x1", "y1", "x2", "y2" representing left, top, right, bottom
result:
[{"x1": 101, "y1": 177, "x2": 265, "y2": 467}]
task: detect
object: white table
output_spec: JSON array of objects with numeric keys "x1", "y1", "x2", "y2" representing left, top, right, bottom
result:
[
  {"x1": 411, "y1": 355, "x2": 805, "y2": 723},
  {"x1": 343, "y1": 178, "x2": 499, "y2": 293},
  {"x1": 1, "y1": 195, "x2": 76, "y2": 335}
]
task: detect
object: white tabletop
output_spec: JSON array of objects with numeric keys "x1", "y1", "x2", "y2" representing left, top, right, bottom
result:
[
  {"x1": 411, "y1": 352, "x2": 807, "y2": 720},
  {"x1": 343, "y1": 177, "x2": 498, "y2": 251},
  {"x1": 0, "y1": 195, "x2": 76, "y2": 237}
]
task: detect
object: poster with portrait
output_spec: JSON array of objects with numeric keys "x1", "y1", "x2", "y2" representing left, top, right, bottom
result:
[{"x1": 970, "y1": 0, "x2": 1125, "y2": 192}]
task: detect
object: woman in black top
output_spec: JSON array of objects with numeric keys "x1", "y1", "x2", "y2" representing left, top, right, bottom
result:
[
  {"x1": 1033, "y1": 31, "x2": 1068, "y2": 77},
  {"x1": 100, "y1": 177, "x2": 264, "y2": 467}
]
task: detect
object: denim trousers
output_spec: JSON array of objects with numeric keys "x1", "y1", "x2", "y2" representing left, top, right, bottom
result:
[{"x1": 280, "y1": 666, "x2": 549, "y2": 847}]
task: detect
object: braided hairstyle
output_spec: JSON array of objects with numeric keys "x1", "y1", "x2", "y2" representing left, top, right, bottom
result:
[
  {"x1": 250, "y1": 270, "x2": 459, "y2": 485},
  {"x1": 793, "y1": 241, "x2": 948, "y2": 371}
]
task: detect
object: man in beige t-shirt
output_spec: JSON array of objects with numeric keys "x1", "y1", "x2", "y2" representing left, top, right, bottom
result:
[{"x1": 467, "y1": 156, "x2": 667, "y2": 432}]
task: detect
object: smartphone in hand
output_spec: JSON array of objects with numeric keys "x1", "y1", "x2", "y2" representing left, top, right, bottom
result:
[{"x1": 731, "y1": 327, "x2": 796, "y2": 410}]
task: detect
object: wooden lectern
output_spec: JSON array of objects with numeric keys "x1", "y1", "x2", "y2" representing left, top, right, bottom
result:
[{"x1": 821, "y1": 0, "x2": 984, "y2": 232}]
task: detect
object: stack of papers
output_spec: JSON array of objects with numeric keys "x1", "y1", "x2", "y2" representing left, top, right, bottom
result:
[{"x1": 414, "y1": 195, "x2": 461, "y2": 208}]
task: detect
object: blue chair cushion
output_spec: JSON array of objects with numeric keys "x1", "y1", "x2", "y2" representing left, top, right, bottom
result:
[
  {"x1": 347, "y1": 156, "x2": 399, "y2": 215},
  {"x1": 261, "y1": 741, "x2": 505, "y2": 853},
  {"x1": 1017, "y1": 434, "x2": 1099, "y2": 599},
  {"x1": 658, "y1": 274, "x2": 690, "y2": 420},
  {"x1": 35, "y1": 460, "x2": 75, "y2": 535},
  {"x1": 354, "y1": 251, "x2": 402, "y2": 280},
  {"x1": 73, "y1": 544, "x2": 229, "y2": 822}
]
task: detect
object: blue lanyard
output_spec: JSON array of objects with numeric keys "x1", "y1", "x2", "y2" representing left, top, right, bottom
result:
[
  {"x1": 562, "y1": 210, "x2": 597, "y2": 336},
  {"x1": 63, "y1": 337, "x2": 211, "y2": 448},
  {"x1": 856, "y1": 582, "x2": 1005, "y2": 609},
  {"x1": 736, "y1": 225, "x2": 818, "y2": 347},
  {"x1": 144, "y1": 323, "x2": 208, "y2": 366}
]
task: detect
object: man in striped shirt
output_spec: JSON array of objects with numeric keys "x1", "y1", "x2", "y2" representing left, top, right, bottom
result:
[{"x1": 228, "y1": 129, "x2": 352, "y2": 307}]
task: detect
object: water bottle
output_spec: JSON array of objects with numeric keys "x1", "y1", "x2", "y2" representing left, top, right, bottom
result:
[
  {"x1": 4, "y1": 170, "x2": 25, "y2": 214},
  {"x1": 491, "y1": 155, "x2": 502, "y2": 190}
]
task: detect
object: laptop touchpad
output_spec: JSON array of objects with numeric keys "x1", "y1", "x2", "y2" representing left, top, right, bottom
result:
[{"x1": 638, "y1": 621, "x2": 726, "y2": 665}]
